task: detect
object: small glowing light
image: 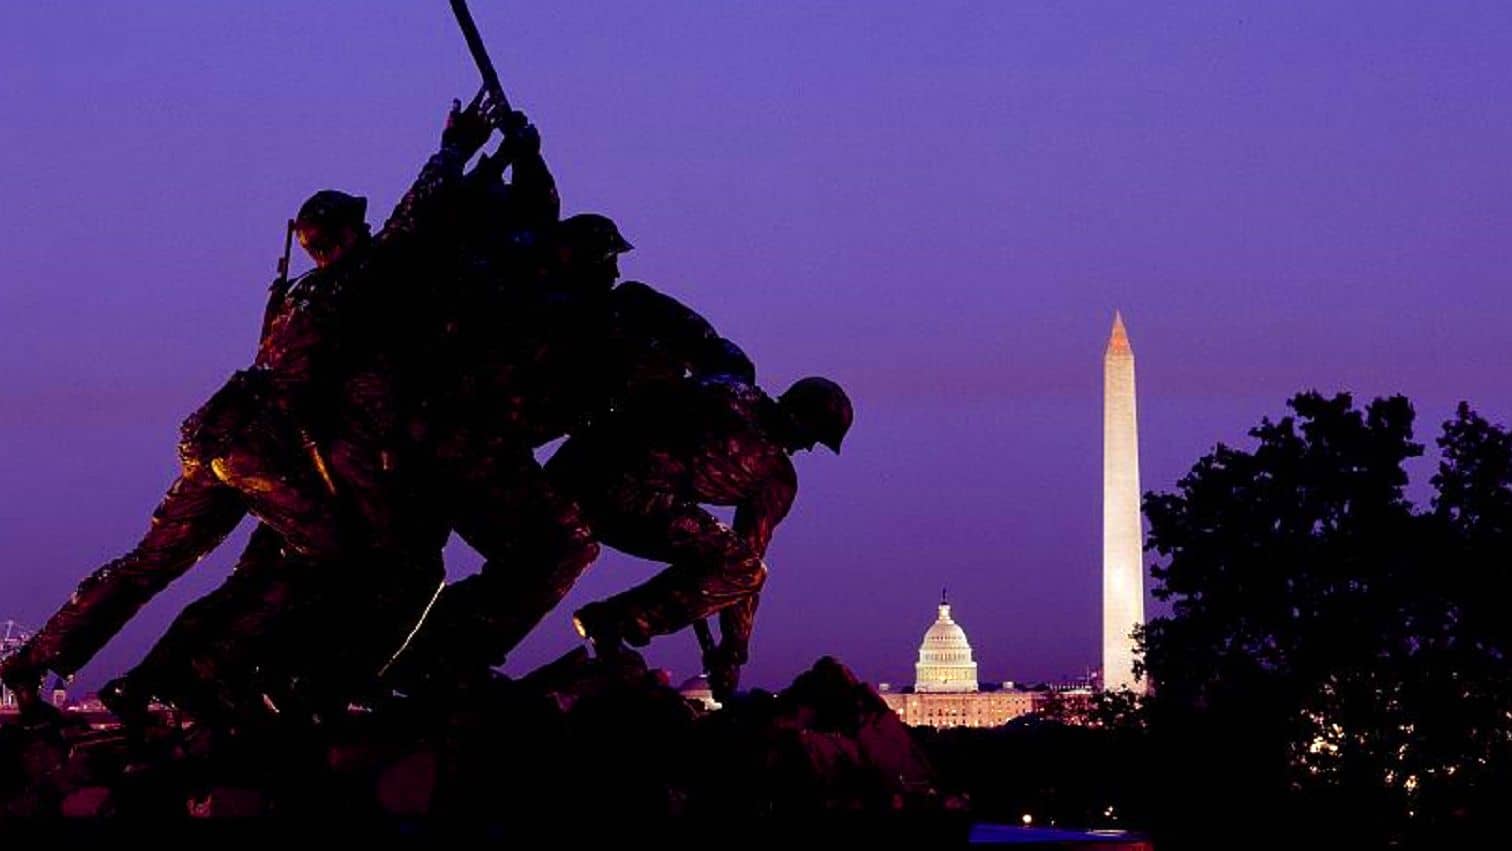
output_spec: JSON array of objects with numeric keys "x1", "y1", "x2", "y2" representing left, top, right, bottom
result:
[
  {"x1": 1021, "y1": 814, "x2": 1033, "y2": 826},
  {"x1": 572, "y1": 614, "x2": 589, "y2": 639}
]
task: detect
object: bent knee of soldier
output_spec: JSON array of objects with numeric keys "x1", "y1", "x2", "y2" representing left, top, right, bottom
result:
[{"x1": 728, "y1": 558, "x2": 767, "y2": 594}]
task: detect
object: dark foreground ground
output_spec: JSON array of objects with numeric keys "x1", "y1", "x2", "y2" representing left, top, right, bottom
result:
[{"x1": 0, "y1": 654, "x2": 1153, "y2": 847}]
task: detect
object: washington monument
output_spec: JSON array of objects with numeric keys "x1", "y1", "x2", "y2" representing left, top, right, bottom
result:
[{"x1": 1102, "y1": 311, "x2": 1145, "y2": 692}]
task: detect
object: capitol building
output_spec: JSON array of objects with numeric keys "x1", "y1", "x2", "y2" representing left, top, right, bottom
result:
[{"x1": 877, "y1": 597, "x2": 1039, "y2": 729}]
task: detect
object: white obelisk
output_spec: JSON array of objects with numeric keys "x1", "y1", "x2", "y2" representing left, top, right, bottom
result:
[{"x1": 1102, "y1": 311, "x2": 1145, "y2": 692}]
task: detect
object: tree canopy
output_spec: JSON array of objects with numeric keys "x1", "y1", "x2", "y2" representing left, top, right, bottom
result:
[{"x1": 1140, "y1": 392, "x2": 1512, "y2": 840}]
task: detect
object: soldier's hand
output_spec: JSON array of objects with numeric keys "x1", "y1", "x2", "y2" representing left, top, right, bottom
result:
[
  {"x1": 442, "y1": 87, "x2": 495, "y2": 155},
  {"x1": 497, "y1": 108, "x2": 529, "y2": 135},
  {"x1": 477, "y1": 92, "x2": 509, "y2": 131},
  {"x1": 502, "y1": 120, "x2": 541, "y2": 159}
]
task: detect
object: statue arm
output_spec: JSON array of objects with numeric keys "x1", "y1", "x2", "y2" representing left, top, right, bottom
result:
[
  {"x1": 376, "y1": 142, "x2": 473, "y2": 247},
  {"x1": 717, "y1": 454, "x2": 797, "y2": 662},
  {"x1": 507, "y1": 146, "x2": 560, "y2": 230},
  {"x1": 618, "y1": 282, "x2": 756, "y2": 382},
  {"x1": 732, "y1": 454, "x2": 797, "y2": 558},
  {"x1": 378, "y1": 98, "x2": 497, "y2": 246},
  {"x1": 477, "y1": 114, "x2": 558, "y2": 230},
  {"x1": 257, "y1": 133, "x2": 478, "y2": 435}
]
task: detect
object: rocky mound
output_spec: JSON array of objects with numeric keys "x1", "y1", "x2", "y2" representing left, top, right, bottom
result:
[{"x1": 0, "y1": 654, "x2": 950, "y2": 824}]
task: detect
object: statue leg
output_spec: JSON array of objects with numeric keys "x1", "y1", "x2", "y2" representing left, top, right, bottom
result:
[
  {"x1": 115, "y1": 389, "x2": 423, "y2": 718},
  {"x1": 0, "y1": 459, "x2": 245, "y2": 702},
  {"x1": 105, "y1": 523, "x2": 293, "y2": 721},
  {"x1": 571, "y1": 488, "x2": 766, "y2": 647},
  {"x1": 256, "y1": 548, "x2": 445, "y2": 717},
  {"x1": 394, "y1": 440, "x2": 598, "y2": 681},
  {"x1": 187, "y1": 375, "x2": 440, "y2": 711}
]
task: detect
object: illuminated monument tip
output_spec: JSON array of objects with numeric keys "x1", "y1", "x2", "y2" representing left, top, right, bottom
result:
[
  {"x1": 1102, "y1": 311, "x2": 1145, "y2": 692},
  {"x1": 1106, "y1": 309, "x2": 1131, "y2": 355},
  {"x1": 914, "y1": 597, "x2": 979, "y2": 693}
]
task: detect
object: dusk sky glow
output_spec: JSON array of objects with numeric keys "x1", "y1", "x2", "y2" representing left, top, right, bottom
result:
[{"x1": 4, "y1": 2, "x2": 1512, "y2": 691}]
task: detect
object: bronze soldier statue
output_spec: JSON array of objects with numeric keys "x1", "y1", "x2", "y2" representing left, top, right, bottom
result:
[
  {"x1": 385, "y1": 213, "x2": 760, "y2": 690},
  {"x1": 105, "y1": 103, "x2": 572, "y2": 714},
  {"x1": 117, "y1": 103, "x2": 566, "y2": 718},
  {"x1": 3, "y1": 0, "x2": 860, "y2": 733},
  {"x1": 0, "y1": 95, "x2": 503, "y2": 719},
  {"x1": 549, "y1": 374, "x2": 852, "y2": 703}
]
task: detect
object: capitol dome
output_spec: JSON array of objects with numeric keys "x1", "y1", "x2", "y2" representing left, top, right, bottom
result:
[{"x1": 913, "y1": 596, "x2": 979, "y2": 693}]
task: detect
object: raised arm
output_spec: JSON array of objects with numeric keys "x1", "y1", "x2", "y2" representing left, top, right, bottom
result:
[
  {"x1": 734, "y1": 454, "x2": 797, "y2": 559},
  {"x1": 378, "y1": 92, "x2": 501, "y2": 245},
  {"x1": 499, "y1": 115, "x2": 560, "y2": 230},
  {"x1": 256, "y1": 96, "x2": 500, "y2": 442}
]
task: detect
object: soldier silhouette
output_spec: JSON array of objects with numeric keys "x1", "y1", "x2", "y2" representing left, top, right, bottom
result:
[
  {"x1": 551, "y1": 374, "x2": 852, "y2": 702},
  {"x1": 0, "y1": 94, "x2": 504, "y2": 721}
]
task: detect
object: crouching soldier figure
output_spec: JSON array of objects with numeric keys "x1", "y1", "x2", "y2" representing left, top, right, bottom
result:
[
  {"x1": 549, "y1": 375, "x2": 851, "y2": 702},
  {"x1": 387, "y1": 214, "x2": 754, "y2": 690}
]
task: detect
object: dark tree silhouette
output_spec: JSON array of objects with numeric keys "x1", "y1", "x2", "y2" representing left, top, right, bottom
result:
[{"x1": 1140, "y1": 392, "x2": 1512, "y2": 842}]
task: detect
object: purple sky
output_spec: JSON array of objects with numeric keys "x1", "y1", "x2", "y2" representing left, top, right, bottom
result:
[{"x1": 4, "y1": 2, "x2": 1512, "y2": 692}]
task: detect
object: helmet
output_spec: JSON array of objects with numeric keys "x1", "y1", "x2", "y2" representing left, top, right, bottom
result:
[
  {"x1": 555, "y1": 213, "x2": 633, "y2": 262},
  {"x1": 294, "y1": 189, "x2": 368, "y2": 233},
  {"x1": 778, "y1": 376, "x2": 853, "y2": 454}
]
